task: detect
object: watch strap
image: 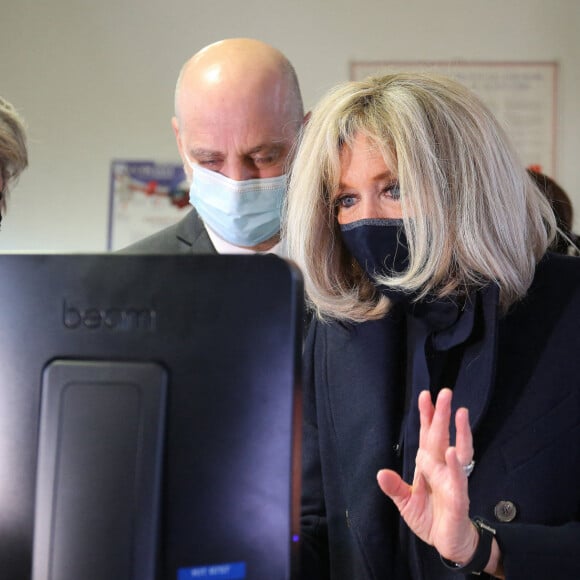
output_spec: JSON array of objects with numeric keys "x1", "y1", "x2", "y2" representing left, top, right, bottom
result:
[{"x1": 440, "y1": 517, "x2": 496, "y2": 575}]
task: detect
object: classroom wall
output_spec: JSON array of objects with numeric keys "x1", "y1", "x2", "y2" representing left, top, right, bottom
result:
[{"x1": 2, "y1": 0, "x2": 579, "y2": 251}]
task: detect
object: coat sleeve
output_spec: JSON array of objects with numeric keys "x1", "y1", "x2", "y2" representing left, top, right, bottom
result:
[
  {"x1": 299, "y1": 318, "x2": 330, "y2": 580},
  {"x1": 494, "y1": 521, "x2": 580, "y2": 579}
]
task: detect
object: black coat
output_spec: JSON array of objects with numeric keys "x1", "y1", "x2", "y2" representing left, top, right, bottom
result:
[{"x1": 300, "y1": 253, "x2": 580, "y2": 580}]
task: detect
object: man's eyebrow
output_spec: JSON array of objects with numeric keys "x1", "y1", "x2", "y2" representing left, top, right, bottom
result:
[
  {"x1": 189, "y1": 148, "x2": 223, "y2": 159},
  {"x1": 246, "y1": 144, "x2": 284, "y2": 156}
]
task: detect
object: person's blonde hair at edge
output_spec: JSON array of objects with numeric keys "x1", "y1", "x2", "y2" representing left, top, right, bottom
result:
[
  {"x1": 0, "y1": 97, "x2": 28, "y2": 218},
  {"x1": 284, "y1": 73, "x2": 557, "y2": 323}
]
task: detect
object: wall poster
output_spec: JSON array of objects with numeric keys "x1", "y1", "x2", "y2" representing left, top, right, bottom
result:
[
  {"x1": 350, "y1": 61, "x2": 558, "y2": 177},
  {"x1": 107, "y1": 160, "x2": 190, "y2": 250}
]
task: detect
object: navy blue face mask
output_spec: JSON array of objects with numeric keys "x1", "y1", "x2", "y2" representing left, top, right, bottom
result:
[{"x1": 340, "y1": 218, "x2": 410, "y2": 302}]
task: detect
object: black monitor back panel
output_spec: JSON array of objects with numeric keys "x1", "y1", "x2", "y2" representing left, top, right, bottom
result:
[{"x1": 0, "y1": 253, "x2": 302, "y2": 580}]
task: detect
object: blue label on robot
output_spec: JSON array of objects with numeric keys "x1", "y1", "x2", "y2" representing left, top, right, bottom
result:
[{"x1": 178, "y1": 561, "x2": 246, "y2": 579}]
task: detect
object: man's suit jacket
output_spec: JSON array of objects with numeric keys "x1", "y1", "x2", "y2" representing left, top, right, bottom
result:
[
  {"x1": 123, "y1": 209, "x2": 216, "y2": 254},
  {"x1": 301, "y1": 253, "x2": 580, "y2": 580}
]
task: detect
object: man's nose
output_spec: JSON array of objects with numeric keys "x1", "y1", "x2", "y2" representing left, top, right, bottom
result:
[{"x1": 222, "y1": 161, "x2": 258, "y2": 182}]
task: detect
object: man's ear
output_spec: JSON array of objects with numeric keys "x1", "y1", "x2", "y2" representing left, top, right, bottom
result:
[
  {"x1": 172, "y1": 116, "x2": 190, "y2": 178},
  {"x1": 172, "y1": 116, "x2": 182, "y2": 155},
  {"x1": 302, "y1": 111, "x2": 311, "y2": 127}
]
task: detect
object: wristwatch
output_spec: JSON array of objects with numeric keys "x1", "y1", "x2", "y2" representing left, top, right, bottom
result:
[{"x1": 440, "y1": 517, "x2": 496, "y2": 576}]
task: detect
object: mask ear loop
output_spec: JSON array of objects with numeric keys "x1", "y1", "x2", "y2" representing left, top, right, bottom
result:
[{"x1": 182, "y1": 153, "x2": 196, "y2": 177}]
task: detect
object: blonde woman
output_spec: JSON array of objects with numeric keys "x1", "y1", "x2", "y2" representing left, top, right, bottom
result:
[
  {"x1": 0, "y1": 97, "x2": 28, "y2": 225},
  {"x1": 285, "y1": 73, "x2": 580, "y2": 579}
]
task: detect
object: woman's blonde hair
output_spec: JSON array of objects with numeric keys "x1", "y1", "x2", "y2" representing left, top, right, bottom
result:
[
  {"x1": 284, "y1": 73, "x2": 556, "y2": 322},
  {"x1": 0, "y1": 97, "x2": 28, "y2": 219}
]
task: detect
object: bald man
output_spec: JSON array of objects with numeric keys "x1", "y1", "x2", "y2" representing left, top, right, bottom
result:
[{"x1": 125, "y1": 38, "x2": 305, "y2": 254}]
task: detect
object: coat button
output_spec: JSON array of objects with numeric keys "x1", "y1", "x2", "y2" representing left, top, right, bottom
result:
[{"x1": 494, "y1": 500, "x2": 517, "y2": 522}]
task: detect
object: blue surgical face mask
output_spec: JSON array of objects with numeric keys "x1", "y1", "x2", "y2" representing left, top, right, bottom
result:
[{"x1": 187, "y1": 162, "x2": 286, "y2": 247}]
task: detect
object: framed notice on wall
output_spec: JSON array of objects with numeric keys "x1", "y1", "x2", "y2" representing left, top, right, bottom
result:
[
  {"x1": 107, "y1": 160, "x2": 191, "y2": 251},
  {"x1": 350, "y1": 61, "x2": 558, "y2": 177}
]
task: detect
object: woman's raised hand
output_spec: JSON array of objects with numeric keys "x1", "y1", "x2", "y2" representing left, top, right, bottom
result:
[{"x1": 376, "y1": 388, "x2": 479, "y2": 565}]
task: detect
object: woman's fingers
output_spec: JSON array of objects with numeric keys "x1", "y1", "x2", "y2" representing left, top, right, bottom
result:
[
  {"x1": 377, "y1": 469, "x2": 411, "y2": 508},
  {"x1": 455, "y1": 406, "x2": 474, "y2": 467},
  {"x1": 418, "y1": 390, "x2": 434, "y2": 449},
  {"x1": 420, "y1": 388, "x2": 452, "y2": 457},
  {"x1": 417, "y1": 389, "x2": 474, "y2": 478},
  {"x1": 445, "y1": 446, "x2": 469, "y2": 490}
]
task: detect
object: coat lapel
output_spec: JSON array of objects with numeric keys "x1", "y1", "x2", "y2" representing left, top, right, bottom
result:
[
  {"x1": 450, "y1": 284, "x2": 499, "y2": 434},
  {"x1": 402, "y1": 284, "x2": 500, "y2": 476},
  {"x1": 324, "y1": 314, "x2": 405, "y2": 579},
  {"x1": 175, "y1": 209, "x2": 217, "y2": 253}
]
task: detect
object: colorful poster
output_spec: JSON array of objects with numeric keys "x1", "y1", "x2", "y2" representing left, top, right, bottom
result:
[{"x1": 107, "y1": 160, "x2": 191, "y2": 250}]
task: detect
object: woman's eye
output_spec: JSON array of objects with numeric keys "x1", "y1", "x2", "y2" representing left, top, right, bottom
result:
[
  {"x1": 384, "y1": 181, "x2": 401, "y2": 199},
  {"x1": 336, "y1": 195, "x2": 357, "y2": 208}
]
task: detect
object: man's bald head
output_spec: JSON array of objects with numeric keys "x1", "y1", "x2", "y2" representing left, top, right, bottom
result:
[{"x1": 174, "y1": 38, "x2": 303, "y2": 130}]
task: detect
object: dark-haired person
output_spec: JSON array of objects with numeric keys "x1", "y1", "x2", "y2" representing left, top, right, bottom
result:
[{"x1": 527, "y1": 167, "x2": 579, "y2": 255}]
